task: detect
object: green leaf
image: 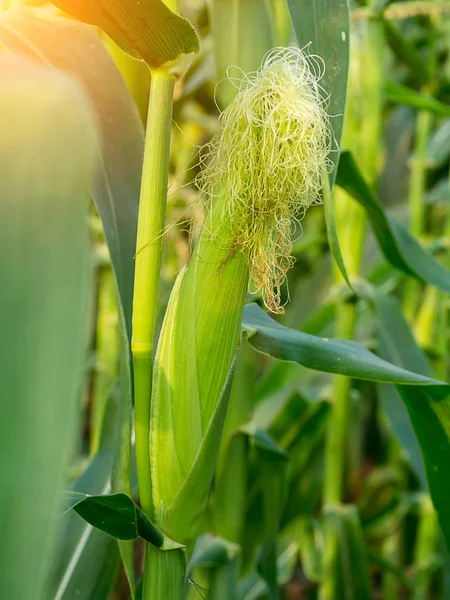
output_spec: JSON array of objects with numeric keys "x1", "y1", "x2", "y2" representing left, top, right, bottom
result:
[
  {"x1": 368, "y1": 291, "x2": 428, "y2": 487},
  {"x1": 242, "y1": 303, "x2": 443, "y2": 386},
  {"x1": 426, "y1": 119, "x2": 450, "y2": 169},
  {"x1": 242, "y1": 302, "x2": 450, "y2": 549},
  {"x1": 287, "y1": 0, "x2": 350, "y2": 180},
  {"x1": 0, "y1": 14, "x2": 143, "y2": 595},
  {"x1": 322, "y1": 505, "x2": 371, "y2": 600},
  {"x1": 382, "y1": 19, "x2": 432, "y2": 86},
  {"x1": 214, "y1": 433, "x2": 248, "y2": 544},
  {"x1": 337, "y1": 151, "x2": 450, "y2": 293},
  {"x1": 51, "y1": 0, "x2": 200, "y2": 69},
  {"x1": 48, "y1": 387, "x2": 123, "y2": 600},
  {"x1": 0, "y1": 53, "x2": 95, "y2": 599},
  {"x1": 0, "y1": 9, "x2": 143, "y2": 336},
  {"x1": 69, "y1": 493, "x2": 183, "y2": 550},
  {"x1": 211, "y1": 0, "x2": 274, "y2": 107},
  {"x1": 187, "y1": 535, "x2": 240, "y2": 573},
  {"x1": 366, "y1": 290, "x2": 450, "y2": 549},
  {"x1": 239, "y1": 424, "x2": 288, "y2": 460},
  {"x1": 323, "y1": 168, "x2": 353, "y2": 290},
  {"x1": 384, "y1": 81, "x2": 450, "y2": 117}
]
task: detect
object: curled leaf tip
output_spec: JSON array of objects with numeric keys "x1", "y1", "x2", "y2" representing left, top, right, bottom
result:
[{"x1": 197, "y1": 46, "x2": 332, "y2": 313}]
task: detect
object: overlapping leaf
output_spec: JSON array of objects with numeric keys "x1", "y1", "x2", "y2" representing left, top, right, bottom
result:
[
  {"x1": 51, "y1": 0, "x2": 199, "y2": 69},
  {"x1": 241, "y1": 303, "x2": 450, "y2": 549},
  {"x1": 337, "y1": 151, "x2": 450, "y2": 293},
  {"x1": 0, "y1": 53, "x2": 95, "y2": 599},
  {"x1": 287, "y1": 0, "x2": 349, "y2": 180}
]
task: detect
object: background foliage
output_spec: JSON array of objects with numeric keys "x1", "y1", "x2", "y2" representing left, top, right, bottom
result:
[{"x1": 1, "y1": 0, "x2": 450, "y2": 598}]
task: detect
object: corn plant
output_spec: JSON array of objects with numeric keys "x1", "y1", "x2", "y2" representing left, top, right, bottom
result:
[{"x1": 2, "y1": 1, "x2": 450, "y2": 600}]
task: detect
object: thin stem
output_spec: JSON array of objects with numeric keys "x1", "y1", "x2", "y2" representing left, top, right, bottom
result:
[
  {"x1": 403, "y1": 100, "x2": 433, "y2": 322},
  {"x1": 410, "y1": 108, "x2": 433, "y2": 238},
  {"x1": 412, "y1": 496, "x2": 439, "y2": 600},
  {"x1": 132, "y1": 70, "x2": 175, "y2": 518},
  {"x1": 323, "y1": 299, "x2": 358, "y2": 505},
  {"x1": 91, "y1": 266, "x2": 119, "y2": 456}
]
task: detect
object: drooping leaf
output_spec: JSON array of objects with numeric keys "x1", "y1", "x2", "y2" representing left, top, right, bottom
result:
[
  {"x1": 368, "y1": 291, "x2": 428, "y2": 487},
  {"x1": 51, "y1": 0, "x2": 200, "y2": 69},
  {"x1": 384, "y1": 81, "x2": 450, "y2": 117},
  {"x1": 287, "y1": 0, "x2": 350, "y2": 180},
  {"x1": 0, "y1": 53, "x2": 95, "y2": 599},
  {"x1": 242, "y1": 303, "x2": 450, "y2": 549},
  {"x1": 242, "y1": 303, "x2": 442, "y2": 386},
  {"x1": 337, "y1": 151, "x2": 450, "y2": 293},
  {"x1": 382, "y1": 19, "x2": 432, "y2": 86},
  {"x1": 68, "y1": 493, "x2": 183, "y2": 550},
  {"x1": 323, "y1": 168, "x2": 353, "y2": 289}
]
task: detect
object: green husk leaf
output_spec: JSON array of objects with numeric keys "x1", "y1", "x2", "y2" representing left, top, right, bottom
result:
[
  {"x1": 51, "y1": 0, "x2": 200, "y2": 69},
  {"x1": 150, "y1": 199, "x2": 249, "y2": 545}
]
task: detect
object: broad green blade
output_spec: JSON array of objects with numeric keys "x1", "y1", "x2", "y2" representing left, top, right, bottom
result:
[
  {"x1": 0, "y1": 14, "x2": 145, "y2": 595},
  {"x1": 287, "y1": 0, "x2": 349, "y2": 181},
  {"x1": 242, "y1": 303, "x2": 443, "y2": 386},
  {"x1": 211, "y1": 0, "x2": 274, "y2": 107},
  {"x1": 337, "y1": 151, "x2": 450, "y2": 293},
  {"x1": 0, "y1": 9, "x2": 143, "y2": 335},
  {"x1": 51, "y1": 0, "x2": 199, "y2": 68},
  {"x1": 0, "y1": 53, "x2": 95, "y2": 599}
]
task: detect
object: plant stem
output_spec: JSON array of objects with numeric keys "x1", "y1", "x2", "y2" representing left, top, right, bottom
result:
[
  {"x1": 410, "y1": 108, "x2": 432, "y2": 239},
  {"x1": 413, "y1": 496, "x2": 439, "y2": 600},
  {"x1": 143, "y1": 547, "x2": 186, "y2": 600},
  {"x1": 323, "y1": 298, "x2": 358, "y2": 505},
  {"x1": 403, "y1": 100, "x2": 433, "y2": 322},
  {"x1": 91, "y1": 265, "x2": 119, "y2": 456},
  {"x1": 323, "y1": 9, "x2": 384, "y2": 508},
  {"x1": 132, "y1": 70, "x2": 175, "y2": 518}
]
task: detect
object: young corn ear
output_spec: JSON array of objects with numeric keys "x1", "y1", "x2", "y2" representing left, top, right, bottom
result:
[{"x1": 149, "y1": 47, "x2": 331, "y2": 548}]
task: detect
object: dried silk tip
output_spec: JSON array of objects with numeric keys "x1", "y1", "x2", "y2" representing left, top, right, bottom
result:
[{"x1": 196, "y1": 47, "x2": 332, "y2": 313}]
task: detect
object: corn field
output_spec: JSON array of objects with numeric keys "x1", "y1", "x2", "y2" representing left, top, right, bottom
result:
[{"x1": 2, "y1": 0, "x2": 450, "y2": 599}]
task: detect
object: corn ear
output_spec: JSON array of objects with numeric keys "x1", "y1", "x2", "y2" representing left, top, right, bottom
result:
[
  {"x1": 149, "y1": 192, "x2": 249, "y2": 545},
  {"x1": 149, "y1": 47, "x2": 331, "y2": 551}
]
